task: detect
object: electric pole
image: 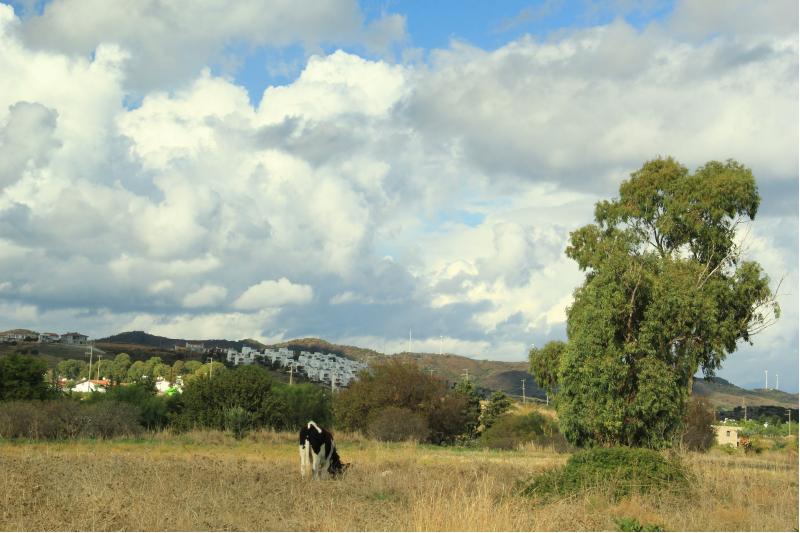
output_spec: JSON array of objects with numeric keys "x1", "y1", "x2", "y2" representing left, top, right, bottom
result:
[
  {"x1": 765, "y1": 369, "x2": 768, "y2": 390},
  {"x1": 521, "y1": 379, "x2": 526, "y2": 404},
  {"x1": 86, "y1": 345, "x2": 93, "y2": 385},
  {"x1": 462, "y1": 368, "x2": 469, "y2": 382},
  {"x1": 289, "y1": 364, "x2": 294, "y2": 385},
  {"x1": 408, "y1": 328, "x2": 411, "y2": 353},
  {"x1": 331, "y1": 371, "x2": 336, "y2": 393},
  {"x1": 776, "y1": 374, "x2": 779, "y2": 391}
]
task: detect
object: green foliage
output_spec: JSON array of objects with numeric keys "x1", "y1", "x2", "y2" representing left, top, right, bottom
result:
[
  {"x1": 0, "y1": 353, "x2": 54, "y2": 401},
  {"x1": 110, "y1": 353, "x2": 131, "y2": 384},
  {"x1": 478, "y1": 412, "x2": 565, "y2": 450},
  {"x1": 453, "y1": 379, "x2": 481, "y2": 439},
  {"x1": 224, "y1": 406, "x2": 252, "y2": 440},
  {"x1": 559, "y1": 157, "x2": 778, "y2": 448},
  {"x1": 88, "y1": 382, "x2": 179, "y2": 430},
  {"x1": 614, "y1": 517, "x2": 664, "y2": 532},
  {"x1": 681, "y1": 396, "x2": 716, "y2": 452},
  {"x1": 528, "y1": 341, "x2": 565, "y2": 395},
  {"x1": 272, "y1": 383, "x2": 331, "y2": 430},
  {"x1": 367, "y1": 406, "x2": 429, "y2": 442},
  {"x1": 56, "y1": 359, "x2": 86, "y2": 381},
  {"x1": 523, "y1": 447, "x2": 689, "y2": 501},
  {"x1": 480, "y1": 391, "x2": 512, "y2": 431},
  {"x1": 180, "y1": 365, "x2": 279, "y2": 431}
]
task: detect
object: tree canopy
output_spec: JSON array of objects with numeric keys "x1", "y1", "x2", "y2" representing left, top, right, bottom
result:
[{"x1": 555, "y1": 157, "x2": 779, "y2": 448}]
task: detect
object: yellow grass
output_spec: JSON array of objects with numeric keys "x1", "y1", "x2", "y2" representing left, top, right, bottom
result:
[{"x1": 0, "y1": 431, "x2": 797, "y2": 531}]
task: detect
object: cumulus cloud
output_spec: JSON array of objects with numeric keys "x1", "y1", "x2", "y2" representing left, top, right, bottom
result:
[
  {"x1": 11, "y1": 0, "x2": 407, "y2": 93},
  {"x1": 234, "y1": 278, "x2": 313, "y2": 310},
  {"x1": 0, "y1": 2, "x2": 795, "y2": 391},
  {"x1": 182, "y1": 284, "x2": 228, "y2": 309}
]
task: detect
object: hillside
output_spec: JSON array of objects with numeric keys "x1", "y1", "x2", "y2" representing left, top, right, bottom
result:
[
  {"x1": 693, "y1": 376, "x2": 798, "y2": 409},
  {"x1": 14, "y1": 330, "x2": 796, "y2": 409}
]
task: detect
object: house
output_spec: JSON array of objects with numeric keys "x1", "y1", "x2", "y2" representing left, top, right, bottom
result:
[
  {"x1": 0, "y1": 328, "x2": 39, "y2": 342},
  {"x1": 71, "y1": 379, "x2": 108, "y2": 393},
  {"x1": 61, "y1": 332, "x2": 89, "y2": 345},
  {"x1": 38, "y1": 332, "x2": 61, "y2": 343},
  {"x1": 712, "y1": 425, "x2": 741, "y2": 447}
]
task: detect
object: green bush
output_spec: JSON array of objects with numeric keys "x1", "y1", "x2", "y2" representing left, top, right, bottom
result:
[
  {"x1": 224, "y1": 406, "x2": 251, "y2": 440},
  {"x1": 179, "y1": 365, "x2": 280, "y2": 430},
  {"x1": 367, "y1": 406, "x2": 429, "y2": 442},
  {"x1": 87, "y1": 383, "x2": 180, "y2": 430},
  {"x1": 0, "y1": 400, "x2": 143, "y2": 439},
  {"x1": 478, "y1": 412, "x2": 566, "y2": 450},
  {"x1": 522, "y1": 447, "x2": 689, "y2": 500},
  {"x1": 272, "y1": 384, "x2": 331, "y2": 430}
]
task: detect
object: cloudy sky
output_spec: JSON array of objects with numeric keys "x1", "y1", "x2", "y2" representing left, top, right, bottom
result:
[{"x1": 0, "y1": 0, "x2": 797, "y2": 391}]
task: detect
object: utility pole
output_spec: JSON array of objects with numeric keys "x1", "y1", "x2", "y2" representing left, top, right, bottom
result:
[
  {"x1": 462, "y1": 368, "x2": 469, "y2": 382},
  {"x1": 408, "y1": 328, "x2": 412, "y2": 354},
  {"x1": 96, "y1": 353, "x2": 102, "y2": 381},
  {"x1": 776, "y1": 374, "x2": 779, "y2": 391},
  {"x1": 209, "y1": 357, "x2": 214, "y2": 378},
  {"x1": 427, "y1": 368, "x2": 436, "y2": 378},
  {"x1": 289, "y1": 364, "x2": 294, "y2": 385},
  {"x1": 86, "y1": 345, "x2": 93, "y2": 385},
  {"x1": 521, "y1": 379, "x2": 526, "y2": 404},
  {"x1": 331, "y1": 371, "x2": 336, "y2": 393},
  {"x1": 439, "y1": 335, "x2": 443, "y2": 356},
  {"x1": 765, "y1": 369, "x2": 768, "y2": 390}
]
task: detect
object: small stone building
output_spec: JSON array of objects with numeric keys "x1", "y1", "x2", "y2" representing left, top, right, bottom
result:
[{"x1": 712, "y1": 424, "x2": 741, "y2": 447}]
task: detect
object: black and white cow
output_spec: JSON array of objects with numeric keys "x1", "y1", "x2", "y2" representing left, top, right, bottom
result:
[{"x1": 298, "y1": 421, "x2": 347, "y2": 479}]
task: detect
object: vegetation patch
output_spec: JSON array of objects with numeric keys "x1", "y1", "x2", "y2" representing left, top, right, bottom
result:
[
  {"x1": 614, "y1": 517, "x2": 664, "y2": 532},
  {"x1": 478, "y1": 411, "x2": 567, "y2": 450},
  {"x1": 522, "y1": 447, "x2": 690, "y2": 501}
]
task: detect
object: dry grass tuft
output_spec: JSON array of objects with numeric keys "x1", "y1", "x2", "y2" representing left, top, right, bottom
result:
[{"x1": 0, "y1": 432, "x2": 796, "y2": 531}]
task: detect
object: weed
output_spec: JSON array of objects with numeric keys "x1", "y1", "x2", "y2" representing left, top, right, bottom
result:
[{"x1": 615, "y1": 516, "x2": 664, "y2": 531}]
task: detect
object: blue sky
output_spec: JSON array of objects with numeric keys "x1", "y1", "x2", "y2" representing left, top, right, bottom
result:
[{"x1": 0, "y1": 0, "x2": 797, "y2": 392}]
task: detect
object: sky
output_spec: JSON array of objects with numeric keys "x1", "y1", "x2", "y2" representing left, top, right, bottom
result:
[{"x1": 0, "y1": 0, "x2": 797, "y2": 391}]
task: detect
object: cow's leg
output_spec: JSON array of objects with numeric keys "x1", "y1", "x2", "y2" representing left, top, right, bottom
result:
[
  {"x1": 312, "y1": 443, "x2": 326, "y2": 480},
  {"x1": 299, "y1": 443, "x2": 308, "y2": 478}
]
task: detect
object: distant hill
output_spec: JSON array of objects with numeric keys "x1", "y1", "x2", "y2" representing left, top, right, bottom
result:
[
  {"x1": 87, "y1": 331, "x2": 798, "y2": 409},
  {"x1": 97, "y1": 331, "x2": 262, "y2": 351},
  {"x1": 693, "y1": 376, "x2": 798, "y2": 409}
]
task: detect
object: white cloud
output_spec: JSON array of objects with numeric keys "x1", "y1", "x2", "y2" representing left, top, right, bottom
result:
[
  {"x1": 0, "y1": 3, "x2": 795, "y2": 387},
  {"x1": 234, "y1": 278, "x2": 313, "y2": 310},
  {"x1": 12, "y1": 0, "x2": 406, "y2": 93},
  {"x1": 182, "y1": 284, "x2": 228, "y2": 309}
]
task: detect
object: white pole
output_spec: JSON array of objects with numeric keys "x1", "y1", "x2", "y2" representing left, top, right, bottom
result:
[
  {"x1": 439, "y1": 335, "x2": 443, "y2": 356},
  {"x1": 408, "y1": 328, "x2": 411, "y2": 353},
  {"x1": 776, "y1": 374, "x2": 779, "y2": 391},
  {"x1": 765, "y1": 370, "x2": 768, "y2": 389},
  {"x1": 521, "y1": 379, "x2": 526, "y2": 404}
]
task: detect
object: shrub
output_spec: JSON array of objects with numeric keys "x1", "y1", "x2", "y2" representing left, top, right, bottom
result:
[
  {"x1": 681, "y1": 396, "x2": 715, "y2": 451},
  {"x1": 224, "y1": 406, "x2": 252, "y2": 440},
  {"x1": 272, "y1": 383, "x2": 331, "y2": 430},
  {"x1": 334, "y1": 359, "x2": 479, "y2": 445},
  {"x1": 479, "y1": 391, "x2": 512, "y2": 432},
  {"x1": 0, "y1": 353, "x2": 54, "y2": 400},
  {"x1": 479, "y1": 411, "x2": 566, "y2": 450},
  {"x1": 367, "y1": 406, "x2": 429, "y2": 442},
  {"x1": 523, "y1": 446, "x2": 689, "y2": 500},
  {"x1": 88, "y1": 383, "x2": 180, "y2": 430},
  {"x1": 179, "y1": 365, "x2": 280, "y2": 431},
  {"x1": 0, "y1": 400, "x2": 143, "y2": 439}
]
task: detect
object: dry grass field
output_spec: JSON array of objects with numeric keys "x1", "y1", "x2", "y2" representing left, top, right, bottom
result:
[{"x1": 0, "y1": 430, "x2": 797, "y2": 531}]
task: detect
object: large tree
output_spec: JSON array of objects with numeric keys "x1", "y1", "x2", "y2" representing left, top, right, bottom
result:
[{"x1": 557, "y1": 157, "x2": 779, "y2": 448}]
